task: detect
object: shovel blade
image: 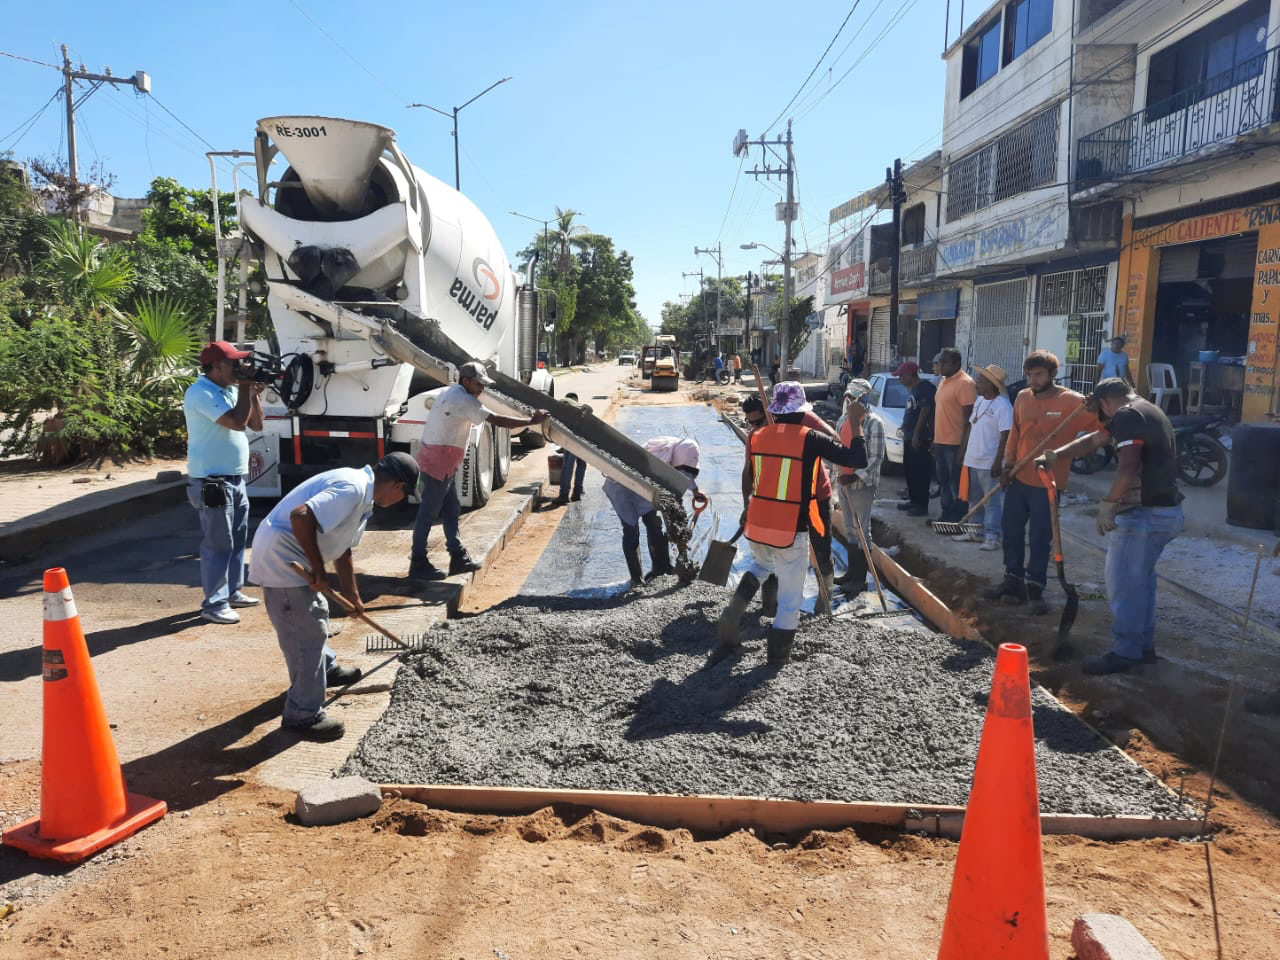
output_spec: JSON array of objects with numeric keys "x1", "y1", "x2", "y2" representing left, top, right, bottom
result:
[{"x1": 698, "y1": 539, "x2": 738, "y2": 586}]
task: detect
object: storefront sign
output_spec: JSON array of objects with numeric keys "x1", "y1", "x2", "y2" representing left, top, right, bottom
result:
[
  {"x1": 829, "y1": 261, "x2": 866, "y2": 300},
  {"x1": 917, "y1": 288, "x2": 960, "y2": 321},
  {"x1": 939, "y1": 204, "x2": 1065, "y2": 273},
  {"x1": 1065, "y1": 314, "x2": 1084, "y2": 363}
]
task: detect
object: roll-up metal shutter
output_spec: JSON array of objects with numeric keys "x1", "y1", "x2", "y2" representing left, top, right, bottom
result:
[
  {"x1": 869, "y1": 305, "x2": 892, "y2": 375},
  {"x1": 971, "y1": 278, "x2": 1029, "y2": 379}
]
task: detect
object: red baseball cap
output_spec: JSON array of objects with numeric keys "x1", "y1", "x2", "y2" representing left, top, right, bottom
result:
[
  {"x1": 893, "y1": 360, "x2": 919, "y2": 377},
  {"x1": 199, "y1": 340, "x2": 251, "y2": 364}
]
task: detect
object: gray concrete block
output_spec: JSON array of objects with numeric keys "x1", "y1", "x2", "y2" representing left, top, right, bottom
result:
[
  {"x1": 295, "y1": 776, "x2": 382, "y2": 827},
  {"x1": 1072, "y1": 914, "x2": 1165, "y2": 960}
]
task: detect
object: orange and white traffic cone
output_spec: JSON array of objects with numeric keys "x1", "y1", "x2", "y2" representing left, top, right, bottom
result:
[
  {"x1": 2, "y1": 568, "x2": 166, "y2": 862},
  {"x1": 936, "y1": 642, "x2": 1048, "y2": 959}
]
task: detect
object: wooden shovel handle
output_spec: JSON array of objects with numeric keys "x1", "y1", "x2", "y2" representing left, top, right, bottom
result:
[{"x1": 286, "y1": 561, "x2": 410, "y2": 651}]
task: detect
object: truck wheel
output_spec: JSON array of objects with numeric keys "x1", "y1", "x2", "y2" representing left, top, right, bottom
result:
[
  {"x1": 494, "y1": 426, "x2": 511, "y2": 488},
  {"x1": 520, "y1": 428, "x2": 548, "y2": 450},
  {"x1": 455, "y1": 431, "x2": 494, "y2": 509}
]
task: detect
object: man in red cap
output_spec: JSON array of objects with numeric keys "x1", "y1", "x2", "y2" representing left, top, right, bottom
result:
[
  {"x1": 894, "y1": 360, "x2": 936, "y2": 517},
  {"x1": 183, "y1": 341, "x2": 264, "y2": 624}
]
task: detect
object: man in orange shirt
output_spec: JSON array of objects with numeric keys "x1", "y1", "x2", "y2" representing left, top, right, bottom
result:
[
  {"x1": 931, "y1": 347, "x2": 976, "y2": 524},
  {"x1": 982, "y1": 350, "x2": 1098, "y2": 615}
]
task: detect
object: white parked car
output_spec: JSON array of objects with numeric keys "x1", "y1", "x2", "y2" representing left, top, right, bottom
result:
[
  {"x1": 618, "y1": 351, "x2": 637, "y2": 366},
  {"x1": 865, "y1": 372, "x2": 940, "y2": 464}
]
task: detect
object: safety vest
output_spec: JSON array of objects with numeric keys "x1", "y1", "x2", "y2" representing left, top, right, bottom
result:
[{"x1": 746, "y1": 423, "x2": 825, "y2": 548}]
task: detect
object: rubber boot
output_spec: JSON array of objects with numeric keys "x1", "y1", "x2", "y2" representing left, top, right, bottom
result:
[
  {"x1": 815, "y1": 572, "x2": 835, "y2": 616},
  {"x1": 766, "y1": 627, "x2": 796, "y2": 666},
  {"x1": 644, "y1": 524, "x2": 674, "y2": 581},
  {"x1": 760, "y1": 575, "x2": 778, "y2": 618},
  {"x1": 1026, "y1": 582, "x2": 1049, "y2": 616},
  {"x1": 716, "y1": 573, "x2": 760, "y2": 649},
  {"x1": 982, "y1": 573, "x2": 1026, "y2": 605},
  {"x1": 623, "y1": 548, "x2": 644, "y2": 590}
]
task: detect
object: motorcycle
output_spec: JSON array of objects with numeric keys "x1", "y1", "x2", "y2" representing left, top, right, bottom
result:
[{"x1": 1170, "y1": 413, "x2": 1231, "y2": 487}]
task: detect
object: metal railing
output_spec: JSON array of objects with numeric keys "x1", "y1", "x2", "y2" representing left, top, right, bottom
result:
[
  {"x1": 869, "y1": 263, "x2": 891, "y2": 296},
  {"x1": 1076, "y1": 45, "x2": 1280, "y2": 184},
  {"x1": 900, "y1": 243, "x2": 937, "y2": 285}
]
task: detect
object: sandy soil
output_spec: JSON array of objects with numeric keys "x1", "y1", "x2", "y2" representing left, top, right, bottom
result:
[{"x1": 4, "y1": 377, "x2": 1280, "y2": 959}]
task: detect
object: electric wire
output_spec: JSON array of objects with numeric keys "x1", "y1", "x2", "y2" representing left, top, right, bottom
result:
[
  {"x1": 0, "y1": 50, "x2": 59, "y2": 70},
  {"x1": 761, "y1": 1, "x2": 864, "y2": 136},
  {"x1": 0, "y1": 86, "x2": 62, "y2": 150}
]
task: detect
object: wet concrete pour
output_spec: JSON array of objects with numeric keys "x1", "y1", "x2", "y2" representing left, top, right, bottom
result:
[{"x1": 343, "y1": 406, "x2": 1191, "y2": 818}]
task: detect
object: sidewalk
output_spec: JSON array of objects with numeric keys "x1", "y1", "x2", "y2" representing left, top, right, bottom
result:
[{"x1": 0, "y1": 457, "x2": 188, "y2": 561}]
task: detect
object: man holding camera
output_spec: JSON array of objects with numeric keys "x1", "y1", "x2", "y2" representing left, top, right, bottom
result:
[{"x1": 184, "y1": 340, "x2": 264, "y2": 624}]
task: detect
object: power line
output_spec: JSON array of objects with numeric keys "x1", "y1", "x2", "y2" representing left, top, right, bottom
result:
[
  {"x1": 788, "y1": 0, "x2": 894, "y2": 120},
  {"x1": 716, "y1": 153, "x2": 746, "y2": 242},
  {"x1": 761, "y1": 1, "x2": 863, "y2": 136},
  {"x1": 0, "y1": 50, "x2": 59, "y2": 70},
  {"x1": 148, "y1": 94, "x2": 218, "y2": 152},
  {"x1": 0, "y1": 86, "x2": 62, "y2": 149},
  {"x1": 283, "y1": 0, "x2": 399, "y2": 98}
]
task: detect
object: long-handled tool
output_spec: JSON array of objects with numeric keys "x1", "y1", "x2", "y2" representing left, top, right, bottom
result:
[
  {"x1": 929, "y1": 403, "x2": 1091, "y2": 536},
  {"x1": 1035, "y1": 466, "x2": 1078, "y2": 660},
  {"x1": 287, "y1": 561, "x2": 412, "y2": 652},
  {"x1": 750, "y1": 365, "x2": 833, "y2": 611},
  {"x1": 849, "y1": 508, "x2": 888, "y2": 612},
  {"x1": 699, "y1": 524, "x2": 744, "y2": 586}
]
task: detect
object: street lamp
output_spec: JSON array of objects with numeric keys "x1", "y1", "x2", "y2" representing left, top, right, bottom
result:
[{"x1": 408, "y1": 76, "x2": 511, "y2": 191}]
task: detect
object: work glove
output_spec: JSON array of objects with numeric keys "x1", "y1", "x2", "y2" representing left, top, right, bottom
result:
[
  {"x1": 1097, "y1": 499, "x2": 1122, "y2": 537},
  {"x1": 1033, "y1": 449, "x2": 1059, "y2": 471}
]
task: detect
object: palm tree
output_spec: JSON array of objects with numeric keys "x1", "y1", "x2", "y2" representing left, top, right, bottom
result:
[
  {"x1": 41, "y1": 218, "x2": 133, "y2": 316},
  {"x1": 550, "y1": 207, "x2": 589, "y2": 275}
]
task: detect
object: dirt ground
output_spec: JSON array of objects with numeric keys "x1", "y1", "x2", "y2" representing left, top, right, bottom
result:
[{"x1": 3, "y1": 376, "x2": 1280, "y2": 959}]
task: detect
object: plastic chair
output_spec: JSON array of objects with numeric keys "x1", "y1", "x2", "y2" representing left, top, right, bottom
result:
[{"x1": 1147, "y1": 363, "x2": 1182, "y2": 413}]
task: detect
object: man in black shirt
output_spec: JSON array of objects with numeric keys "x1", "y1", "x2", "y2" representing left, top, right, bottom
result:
[
  {"x1": 1038, "y1": 378, "x2": 1185, "y2": 674},
  {"x1": 895, "y1": 361, "x2": 936, "y2": 517}
]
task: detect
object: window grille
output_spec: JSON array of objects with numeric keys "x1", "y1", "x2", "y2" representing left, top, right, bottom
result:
[
  {"x1": 1038, "y1": 266, "x2": 1110, "y2": 393},
  {"x1": 946, "y1": 103, "x2": 1060, "y2": 221}
]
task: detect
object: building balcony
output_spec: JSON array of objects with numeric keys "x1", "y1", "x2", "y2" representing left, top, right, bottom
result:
[
  {"x1": 899, "y1": 242, "x2": 937, "y2": 286},
  {"x1": 869, "y1": 263, "x2": 890, "y2": 296},
  {"x1": 1076, "y1": 45, "x2": 1280, "y2": 186}
]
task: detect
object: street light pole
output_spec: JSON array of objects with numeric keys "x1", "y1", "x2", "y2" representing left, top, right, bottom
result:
[{"x1": 408, "y1": 76, "x2": 511, "y2": 191}]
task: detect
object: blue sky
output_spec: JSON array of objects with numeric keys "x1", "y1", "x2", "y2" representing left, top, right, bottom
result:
[{"x1": 2, "y1": 0, "x2": 948, "y2": 328}]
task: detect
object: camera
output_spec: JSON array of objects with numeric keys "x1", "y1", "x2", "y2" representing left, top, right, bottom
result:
[{"x1": 233, "y1": 351, "x2": 284, "y2": 386}]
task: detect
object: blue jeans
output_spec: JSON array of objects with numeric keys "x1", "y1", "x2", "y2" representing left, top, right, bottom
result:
[
  {"x1": 263, "y1": 586, "x2": 337, "y2": 724},
  {"x1": 411, "y1": 471, "x2": 462, "y2": 561},
  {"x1": 187, "y1": 475, "x2": 248, "y2": 614},
  {"x1": 559, "y1": 451, "x2": 586, "y2": 499},
  {"x1": 933, "y1": 443, "x2": 966, "y2": 522},
  {"x1": 965, "y1": 467, "x2": 1004, "y2": 541},
  {"x1": 1002, "y1": 480, "x2": 1051, "y2": 588},
  {"x1": 1104, "y1": 506, "x2": 1184, "y2": 659}
]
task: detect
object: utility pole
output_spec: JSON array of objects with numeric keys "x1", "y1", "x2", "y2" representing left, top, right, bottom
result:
[
  {"x1": 732, "y1": 120, "x2": 797, "y2": 375},
  {"x1": 59, "y1": 44, "x2": 151, "y2": 213},
  {"x1": 744, "y1": 271, "x2": 755, "y2": 358},
  {"x1": 886, "y1": 158, "x2": 905, "y2": 372},
  {"x1": 408, "y1": 76, "x2": 511, "y2": 191},
  {"x1": 683, "y1": 269, "x2": 705, "y2": 354},
  {"x1": 693, "y1": 242, "x2": 723, "y2": 347}
]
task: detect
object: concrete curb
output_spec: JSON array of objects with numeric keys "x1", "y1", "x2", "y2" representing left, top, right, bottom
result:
[{"x1": 0, "y1": 476, "x2": 189, "y2": 562}]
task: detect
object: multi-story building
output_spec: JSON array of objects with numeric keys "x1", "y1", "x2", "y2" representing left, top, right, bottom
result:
[
  {"x1": 937, "y1": 0, "x2": 1123, "y2": 392},
  {"x1": 823, "y1": 193, "x2": 872, "y2": 371},
  {"x1": 1073, "y1": 0, "x2": 1280, "y2": 422}
]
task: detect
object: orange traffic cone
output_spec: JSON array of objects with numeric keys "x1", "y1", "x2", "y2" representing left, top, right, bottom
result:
[
  {"x1": 2, "y1": 568, "x2": 166, "y2": 862},
  {"x1": 937, "y1": 642, "x2": 1048, "y2": 959}
]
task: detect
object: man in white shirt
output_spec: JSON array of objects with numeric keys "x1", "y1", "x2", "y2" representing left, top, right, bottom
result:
[
  {"x1": 410, "y1": 361, "x2": 548, "y2": 580},
  {"x1": 955, "y1": 364, "x2": 1014, "y2": 550},
  {"x1": 249, "y1": 453, "x2": 419, "y2": 740}
]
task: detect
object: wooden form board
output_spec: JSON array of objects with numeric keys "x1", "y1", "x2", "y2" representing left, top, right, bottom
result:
[{"x1": 381, "y1": 784, "x2": 1204, "y2": 840}]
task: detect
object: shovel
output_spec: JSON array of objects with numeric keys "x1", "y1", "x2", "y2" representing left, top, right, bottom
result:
[
  {"x1": 1036, "y1": 465, "x2": 1077, "y2": 660},
  {"x1": 699, "y1": 524, "x2": 744, "y2": 586}
]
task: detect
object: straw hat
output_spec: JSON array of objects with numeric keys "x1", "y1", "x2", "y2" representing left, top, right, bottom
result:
[{"x1": 975, "y1": 363, "x2": 1007, "y2": 390}]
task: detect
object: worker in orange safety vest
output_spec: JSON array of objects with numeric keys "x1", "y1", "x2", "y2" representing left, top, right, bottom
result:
[{"x1": 717, "y1": 381, "x2": 868, "y2": 665}]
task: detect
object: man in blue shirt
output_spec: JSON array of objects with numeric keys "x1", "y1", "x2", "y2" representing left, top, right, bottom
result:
[
  {"x1": 1095, "y1": 336, "x2": 1134, "y2": 388},
  {"x1": 249, "y1": 453, "x2": 419, "y2": 740},
  {"x1": 183, "y1": 341, "x2": 264, "y2": 625}
]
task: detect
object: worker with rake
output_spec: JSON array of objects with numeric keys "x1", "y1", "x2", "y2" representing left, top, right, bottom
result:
[{"x1": 249, "y1": 452, "x2": 420, "y2": 741}]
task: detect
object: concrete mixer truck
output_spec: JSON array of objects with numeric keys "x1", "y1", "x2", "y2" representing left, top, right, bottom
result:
[{"x1": 220, "y1": 115, "x2": 699, "y2": 572}]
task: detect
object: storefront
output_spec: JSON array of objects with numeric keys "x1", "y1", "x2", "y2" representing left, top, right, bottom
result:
[{"x1": 1119, "y1": 199, "x2": 1279, "y2": 422}]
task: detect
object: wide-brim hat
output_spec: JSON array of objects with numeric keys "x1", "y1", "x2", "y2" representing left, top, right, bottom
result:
[{"x1": 975, "y1": 363, "x2": 1007, "y2": 390}]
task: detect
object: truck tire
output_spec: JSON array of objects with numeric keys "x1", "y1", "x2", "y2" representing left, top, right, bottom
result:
[
  {"x1": 494, "y1": 426, "x2": 511, "y2": 488},
  {"x1": 455, "y1": 429, "x2": 494, "y2": 509}
]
